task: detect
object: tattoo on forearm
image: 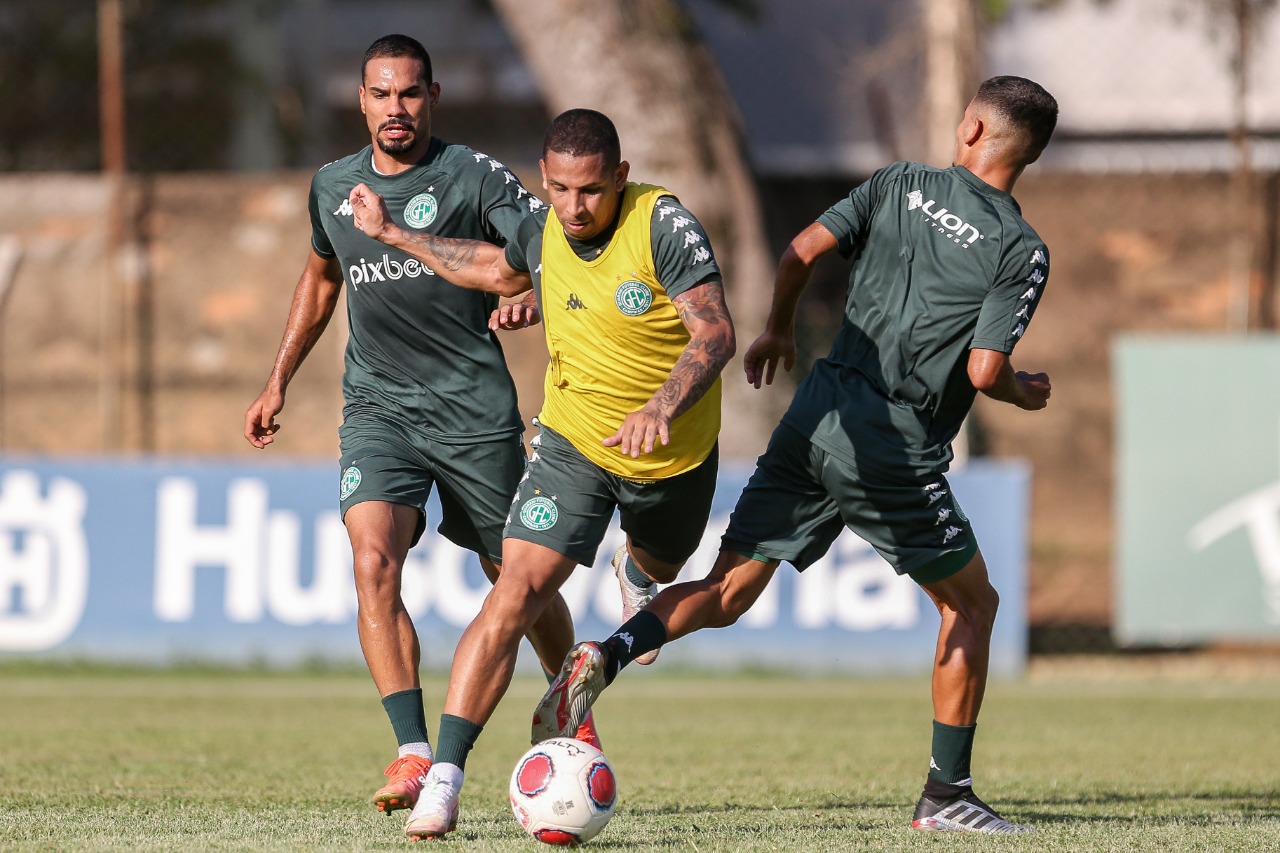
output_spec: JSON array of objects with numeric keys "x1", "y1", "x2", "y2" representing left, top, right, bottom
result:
[
  {"x1": 653, "y1": 285, "x2": 735, "y2": 419},
  {"x1": 405, "y1": 232, "x2": 482, "y2": 272}
]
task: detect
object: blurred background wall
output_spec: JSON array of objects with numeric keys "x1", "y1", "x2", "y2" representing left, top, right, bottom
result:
[{"x1": 1, "y1": 0, "x2": 1278, "y2": 654}]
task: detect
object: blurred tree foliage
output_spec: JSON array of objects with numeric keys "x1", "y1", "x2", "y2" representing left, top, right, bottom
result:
[{"x1": 0, "y1": 0, "x2": 242, "y2": 171}]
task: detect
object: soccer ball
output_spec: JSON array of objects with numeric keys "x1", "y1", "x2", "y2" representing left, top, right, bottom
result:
[{"x1": 509, "y1": 738, "x2": 617, "y2": 846}]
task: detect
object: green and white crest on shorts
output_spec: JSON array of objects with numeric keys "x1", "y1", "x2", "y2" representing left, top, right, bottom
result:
[
  {"x1": 519, "y1": 496, "x2": 558, "y2": 530},
  {"x1": 614, "y1": 280, "x2": 653, "y2": 316},
  {"x1": 403, "y1": 192, "x2": 439, "y2": 229},
  {"x1": 340, "y1": 466, "x2": 362, "y2": 500}
]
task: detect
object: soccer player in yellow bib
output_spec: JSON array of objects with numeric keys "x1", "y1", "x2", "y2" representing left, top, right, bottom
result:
[{"x1": 347, "y1": 108, "x2": 735, "y2": 839}]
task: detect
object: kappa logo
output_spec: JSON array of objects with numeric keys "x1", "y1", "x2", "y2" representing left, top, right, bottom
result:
[
  {"x1": 927, "y1": 488, "x2": 949, "y2": 505},
  {"x1": 942, "y1": 525, "x2": 964, "y2": 544},
  {"x1": 340, "y1": 466, "x2": 362, "y2": 500},
  {"x1": 565, "y1": 293, "x2": 587, "y2": 310},
  {"x1": 614, "y1": 631, "x2": 635, "y2": 651},
  {"x1": 520, "y1": 496, "x2": 558, "y2": 531},
  {"x1": 403, "y1": 192, "x2": 438, "y2": 229},
  {"x1": 615, "y1": 280, "x2": 653, "y2": 316},
  {"x1": 907, "y1": 190, "x2": 984, "y2": 247},
  {"x1": 334, "y1": 198, "x2": 353, "y2": 217},
  {"x1": 936, "y1": 507, "x2": 952, "y2": 525}
]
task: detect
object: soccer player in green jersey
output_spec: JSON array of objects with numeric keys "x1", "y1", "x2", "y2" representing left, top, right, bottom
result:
[
  {"x1": 534, "y1": 76, "x2": 1059, "y2": 836},
  {"x1": 347, "y1": 108, "x2": 735, "y2": 840},
  {"x1": 242, "y1": 34, "x2": 594, "y2": 818}
]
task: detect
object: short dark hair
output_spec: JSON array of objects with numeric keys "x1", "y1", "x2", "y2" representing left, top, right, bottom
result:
[
  {"x1": 974, "y1": 76, "x2": 1058, "y2": 161},
  {"x1": 362, "y1": 34, "x2": 432, "y2": 85},
  {"x1": 542, "y1": 109, "x2": 621, "y2": 167}
]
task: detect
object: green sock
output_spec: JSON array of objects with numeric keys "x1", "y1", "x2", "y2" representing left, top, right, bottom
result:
[
  {"x1": 381, "y1": 688, "x2": 429, "y2": 747},
  {"x1": 623, "y1": 554, "x2": 654, "y2": 589},
  {"x1": 927, "y1": 720, "x2": 976, "y2": 786},
  {"x1": 434, "y1": 714, "x2": 484, "y2": 771}
]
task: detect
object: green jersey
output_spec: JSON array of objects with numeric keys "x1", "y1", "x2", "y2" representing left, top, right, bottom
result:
[
  {"x1": 784, "y1": 162, "x2": 1050, "y2": 477},
  {"x1": 308, "y1": 138, "x2": 545, "y2": 442}
]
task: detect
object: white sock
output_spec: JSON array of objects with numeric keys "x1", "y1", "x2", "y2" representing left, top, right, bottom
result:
[
  {"x1": 398, "y1": 742, "x2": 433, "y2": 761},
  {"x1": 428, "y1": 762, "x2": 464, "y2": 790}
]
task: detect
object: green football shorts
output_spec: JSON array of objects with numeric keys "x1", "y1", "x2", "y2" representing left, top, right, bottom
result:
[
  {"x1": 504, "y1": 424, "x2": 718, "y2": 566},
  {"x1": 721, "y1": 424, "x2": 977, "y2": 583},
  {"x1": 338, "y1": 405, "x2": 525, "y2": 563}
]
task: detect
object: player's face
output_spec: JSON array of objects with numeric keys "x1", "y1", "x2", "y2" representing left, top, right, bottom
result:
[
  {"x1": 359, "y1": 56, "x2": 439, "y2": 158},
  {"x1": 540, "y1": 151, "x2": 629, "y2": 241}
]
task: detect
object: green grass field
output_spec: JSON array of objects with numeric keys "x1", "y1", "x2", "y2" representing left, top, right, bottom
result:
[{"x1": 2, "y1": 661, "x2": 1278, "y2": 851}]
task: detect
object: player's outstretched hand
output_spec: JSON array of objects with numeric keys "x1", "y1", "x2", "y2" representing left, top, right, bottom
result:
[
  {"x1": 244, "y1": 387, "x2": 284, "y2": 449},
  {"x1": 743, "y1": 330, "x2": 796, "y2": 389},
  {"x1": 490, "y1": 302, "x2": 541, "y2": 330},
  {"x1": 349, "y1": 183, "x2": 393, "y2": 242},
  {"x1": 1015, "y1": 371, "x2": 1051, "y2": 410},
  {"x1": 603, "y1": 406, "x2": 670, "y2": 458}
]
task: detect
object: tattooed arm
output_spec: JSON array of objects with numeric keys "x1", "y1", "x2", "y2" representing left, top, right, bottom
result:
[
  {"x1": 347, "y1": 183, "x2": 531, "y2": 297},
  {"x1": 604, "y1": 280, "x2": 737, "y2": 457}
]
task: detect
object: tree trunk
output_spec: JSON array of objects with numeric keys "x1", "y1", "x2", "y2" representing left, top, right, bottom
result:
[
  {"x1": 1225, "y1": 0, "x2": 1256, "y2": 331},
  {"x1": 922, "y1": 0, "x2": 983, "y2": 166},
  {"x1": 491, "y1": 0, "x2": 781, "y2": 459}
]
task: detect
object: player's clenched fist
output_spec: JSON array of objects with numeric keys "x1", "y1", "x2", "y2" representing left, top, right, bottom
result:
[{"x1": 349, "y1": 183, "x2": 394, "y2": 241}]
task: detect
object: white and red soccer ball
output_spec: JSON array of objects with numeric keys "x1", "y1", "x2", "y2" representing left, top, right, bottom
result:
[{"x1": 509, "y1": 738, "x2": 617, "y2": 846}]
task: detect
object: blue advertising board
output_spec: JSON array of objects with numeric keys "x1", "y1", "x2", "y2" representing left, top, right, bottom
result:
[{"x1": 0, "y1": 457, "x2": 1029, "y2": 674}]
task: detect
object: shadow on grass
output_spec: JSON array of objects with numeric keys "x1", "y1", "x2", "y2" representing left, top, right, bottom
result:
[{"x1": 578, "y1": 790, "x2": 1280, "y2": 831}]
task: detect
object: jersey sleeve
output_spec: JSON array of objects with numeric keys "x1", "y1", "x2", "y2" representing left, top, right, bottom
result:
[
  {"x1": 307, "y1": 174, "x2": 336, "y2": 259},
  {"x1": 971, "y1": 232, "x2": 1050, "y2": 354},
  {"x1": 503, "y1": 208, "x2": 548, "y2": 274},
  {"x1": 816, "y1": 161, "x2": 916, "y2": 259},
  {"x1": 649, "y1": 196, "x2": 722, "y2": 299},
  {"x1": 473, "y1": 153, "x2": 550, "y2": 246}
]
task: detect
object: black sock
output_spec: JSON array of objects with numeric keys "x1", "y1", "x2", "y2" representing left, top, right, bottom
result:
[
  {"x1": 381, "y1": 688, "x2": 429, "y2": 747},
  {"x1": 923, "y1": 777, "x2": 972, "y2": 801},
  {"x1": 601, "y1": 610, "x2": 668, "y2": 683},
  {"x1": 434, "y1": 714, "x2": 483, "y2": 771}
]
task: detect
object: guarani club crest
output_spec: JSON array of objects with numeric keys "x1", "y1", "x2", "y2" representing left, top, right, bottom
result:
[
  {"x1": 520, "y1": 495, "x2": 558, "y2": 530},
  {"x1": 340, "y1": 466, "x2": 362, "y2": 500},
  {"x1": 614, "y1": 280, "x2": 653, "y2": 316},
  {"x1": 403, "y1": 192, "x2": 439, "y2": 229}
]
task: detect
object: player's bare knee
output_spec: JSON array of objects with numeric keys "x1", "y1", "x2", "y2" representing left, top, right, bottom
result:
[
  {"x1": 955, "y1": 583, "x2": 999, "y2": 634},
  {"x1": 351, "y1": 545, "x2": 401, "y2": 602},
  {"x1": 711, "y1": 579, "x2": 755, "y2": 627}
]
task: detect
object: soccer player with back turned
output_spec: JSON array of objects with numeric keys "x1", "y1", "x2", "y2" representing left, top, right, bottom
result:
[
  {"x1": 242, "y1": 34, "x2": 596, "y2": 820},
  {"x1": 535, "y1": 76, "x2": 1059, "y2": 835}
]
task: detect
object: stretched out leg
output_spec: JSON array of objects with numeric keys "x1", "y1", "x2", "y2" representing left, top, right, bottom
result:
[{"x1": 531, "y1": 551, "x2": 779, "y2": 743}]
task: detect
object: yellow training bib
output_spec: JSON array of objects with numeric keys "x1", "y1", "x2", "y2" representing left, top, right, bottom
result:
[{"x1": 538, "y1": 183, "x2": 720, "y2": 481}]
